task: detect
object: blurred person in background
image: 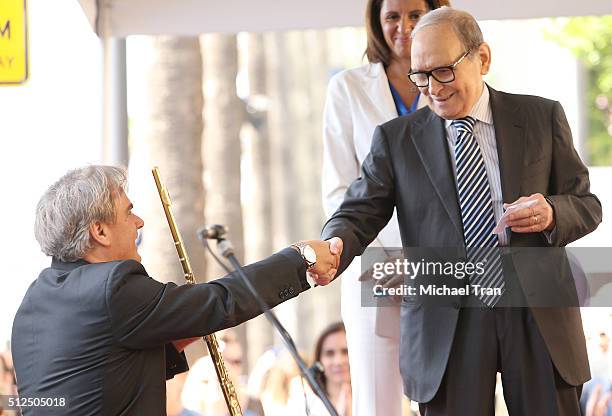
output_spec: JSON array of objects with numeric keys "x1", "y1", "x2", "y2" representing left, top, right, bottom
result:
[
  {"x1": 248, "y1": 349, "x2": 304, "y2": 416},
  {"x1": 591, "y1": 332, "x2": 611, "y2": 380},
  {"x1": 1, "y1": 352, "x2": 18, "y2": 416},
  {"x1": 0, "y1": 352, "x2": 16, "y2": 396},
  {"x1": 166, "y1": 373, "x2": 193, "y2": 416},
  {"x1": 321, "y1": 1, "x2": 450, "y2": 415},
  {"x1": 181, "y1": 330, "x2": 264, "y2": 416},
  {"x1": 288, "y1": 322, "x2": 351, "y2": 416},
  {"x1": 581, "y1": 331, "x2": 612, "y2": 414},
  {"x1": 585, "y1": 384, "x2": 612, "y2": 416},
  {"x1": 181, "y1": 357, "x2": 223, "y2": 415},
  {"x1": 11, "y1": 165, "x2": 339, "y2": 416}
]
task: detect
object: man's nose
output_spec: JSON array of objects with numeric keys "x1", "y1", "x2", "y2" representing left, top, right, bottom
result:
[
  {"x1": 428, "y1": 75, "x2": 443, "y2": 95},
  {"x1": 135, "y1": 215, "x2": 145, "y2": 229}
]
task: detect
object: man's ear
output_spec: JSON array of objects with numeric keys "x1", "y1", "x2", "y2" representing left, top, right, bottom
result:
[
  {"x1": 478, "y1": 42, "x2": 491, "y2": 75},
  {"x1": 89, "y1": 221, "x2": 111, "y2": 247}
]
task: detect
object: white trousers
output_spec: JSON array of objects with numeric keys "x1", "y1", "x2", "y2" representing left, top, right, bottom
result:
[{"x1": 341, "y1": 258, "x2": 404, "y2": 416}]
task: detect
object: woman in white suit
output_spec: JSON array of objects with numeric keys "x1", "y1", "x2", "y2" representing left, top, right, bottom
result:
[{"x1": 322, "y1": 1, "x2": 449, "y2": 415}]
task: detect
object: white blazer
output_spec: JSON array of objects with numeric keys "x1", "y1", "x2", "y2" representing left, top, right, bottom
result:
[
  {"x1": 323, "y1": 62, "x2": 427, "y2": 250},
  {"x1": 321, "y1": 62, "x2": 427, "y2": 415}
]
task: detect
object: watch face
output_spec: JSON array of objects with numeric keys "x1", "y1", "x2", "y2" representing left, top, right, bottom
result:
[{"x1": 304, "y1": 245, "x2": 317, "y2": 264}]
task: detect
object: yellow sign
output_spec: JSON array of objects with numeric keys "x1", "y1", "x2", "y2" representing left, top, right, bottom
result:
[{"x1": 0, "y1": 0, "x2": 28, "y2": 85}]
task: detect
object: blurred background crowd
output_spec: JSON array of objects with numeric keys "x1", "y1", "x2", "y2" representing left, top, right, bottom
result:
[{"x1": 3, "y1": 314, "x2": 612, "y2": 416}]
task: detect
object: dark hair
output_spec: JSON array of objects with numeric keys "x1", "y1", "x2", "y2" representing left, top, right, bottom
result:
[
  {"x1": 312, "y1": 321, "x2": 346, "y2": 389},
  {"x1": 364, "y1": 0, "x2": 451, "y2": 66}
]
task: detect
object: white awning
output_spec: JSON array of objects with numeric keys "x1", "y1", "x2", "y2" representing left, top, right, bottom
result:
[{"x1": 78, "y1": 0, "x2": 612, "y2": 37}]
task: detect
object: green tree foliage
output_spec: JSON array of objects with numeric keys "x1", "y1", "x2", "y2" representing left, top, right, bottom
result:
[{"x1": 547, "y1": 16, "x2": 612, "y2": 166}]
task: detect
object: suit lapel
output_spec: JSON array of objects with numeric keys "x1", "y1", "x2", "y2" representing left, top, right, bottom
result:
[
  {"x1": 364, "y1": 63, "x2": 398, "y2": 120},
  {"x1": 489, "y1": 86, "x2": 525, "y2": 205},
  {"x1": 409, "y1": 87, "x2": 525, "y2": 243},
  {"x1": 411, "y1": 110, "x2": 463, "y2": 236}
]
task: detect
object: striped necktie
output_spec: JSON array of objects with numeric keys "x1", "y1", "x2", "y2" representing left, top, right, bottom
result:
[{"x1": 453, "y1": 117, "x2": 504, "y2": 307}]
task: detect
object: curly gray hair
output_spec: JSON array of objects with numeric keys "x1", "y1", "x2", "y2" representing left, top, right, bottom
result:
[
  {"x1": 35, "y1": 165, "x2": 128, "y2": 262},
  {"x1": 411, "y1": 7, "x2": 484, "y2": 55}
]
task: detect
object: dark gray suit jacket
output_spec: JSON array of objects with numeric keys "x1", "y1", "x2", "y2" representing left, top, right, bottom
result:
[
  {"x1": 322, "y1": 86, "x2": 602, "y2": 402},
  {"x1": 12, "y1": 248, "x2": 308, "y2": 415}
]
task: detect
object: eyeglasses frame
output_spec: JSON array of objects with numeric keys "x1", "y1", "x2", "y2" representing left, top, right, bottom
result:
[{"x1": 408, "y1": 50, "x2": 472, "y2": 88}]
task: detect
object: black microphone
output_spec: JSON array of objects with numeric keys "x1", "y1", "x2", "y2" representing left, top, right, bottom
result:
[
  {"x1": 309, "y1": 361, "x2": 324, "y2": 376},
  {"x1": 197, "y1": 224, "x2": 228, "y2": 240}
]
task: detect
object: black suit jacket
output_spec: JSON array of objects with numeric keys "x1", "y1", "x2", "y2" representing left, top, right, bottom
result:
[
  {"x1": 322, "y1": 86, "x2": 602, "y2": 402},
  {"x1": 12, "y1": 248, "x2": 308, "y2": 415}
]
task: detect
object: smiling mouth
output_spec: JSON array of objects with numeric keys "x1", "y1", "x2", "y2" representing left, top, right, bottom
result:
[{"x1": 431, "y1": 93, "x2": 454, "y2": 103}]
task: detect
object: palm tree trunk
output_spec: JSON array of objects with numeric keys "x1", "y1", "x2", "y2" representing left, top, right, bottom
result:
[
  {"x1": 263, "y1": 32, "x2": 301, "y2": 340},
  {"x1": 130, "y1": 36, "x2": 205, "y2": 285},
  {"x1": 129, "y1": 36, "x2": 206, "y2": 362},
  {"x1": 243, "y1": 33, "x2": 275, "y2": 370},
  {"x1": 200, "y1": 33, "x2": 248, "y2": 364}
]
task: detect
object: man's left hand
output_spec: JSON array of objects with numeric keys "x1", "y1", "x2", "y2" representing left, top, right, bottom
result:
[{"x1": 505, "y1": 193, "x2": 555, "y2": 233}]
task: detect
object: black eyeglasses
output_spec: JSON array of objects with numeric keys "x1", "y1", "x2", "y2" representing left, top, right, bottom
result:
[{"x1": 408, "y1": 50, "x2": 471, "y2": 88}]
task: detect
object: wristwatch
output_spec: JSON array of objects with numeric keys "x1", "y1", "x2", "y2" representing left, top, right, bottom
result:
[{"x1": 292, "y1": 242, "x2": 317, "y2": 269}]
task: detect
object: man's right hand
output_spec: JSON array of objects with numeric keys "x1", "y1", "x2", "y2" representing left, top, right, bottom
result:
[{"x1": 295, "y1": 238, "x2": 343, "y2": 286}]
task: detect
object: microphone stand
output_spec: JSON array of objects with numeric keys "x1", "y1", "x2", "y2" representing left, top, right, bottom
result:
[{"x1": 199, "y1": 234, "x2": 339, "y2": 416}]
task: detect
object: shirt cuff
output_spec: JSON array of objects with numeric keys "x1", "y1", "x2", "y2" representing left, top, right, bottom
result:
[{"x1": 542, "y1": 196, "x2": 557, "y2": 245}]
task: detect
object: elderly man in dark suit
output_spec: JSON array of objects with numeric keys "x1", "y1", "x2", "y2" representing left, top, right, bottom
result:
[
  {"x1": 11, "y1": 165, "x2": 339, "y2": 415},
  {"x1": 322, "y1": 7, "x2": 602, "y2": 415}
]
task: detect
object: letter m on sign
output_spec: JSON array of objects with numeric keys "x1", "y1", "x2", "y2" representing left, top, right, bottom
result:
[{"x1": 0, "y1": 0, "x2": 28, "y2": 85}]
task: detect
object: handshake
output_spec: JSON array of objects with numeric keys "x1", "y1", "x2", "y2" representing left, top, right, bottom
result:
[{"x1": 292, "y1": 237, "x2": 344, "y2": 286}]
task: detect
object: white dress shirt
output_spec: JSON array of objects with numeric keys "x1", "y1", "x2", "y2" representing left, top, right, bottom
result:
[{"x1": 444, "y1": 84, "x2": 509, "y2": 246}]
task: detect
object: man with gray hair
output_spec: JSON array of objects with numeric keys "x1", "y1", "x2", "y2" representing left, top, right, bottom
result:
[
  {"x1": 11, "y1": 165, "x2": 339, "y2": 415},
  {"x1": 322, "y1": 7, "x2": 601, "y2": 415}
]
